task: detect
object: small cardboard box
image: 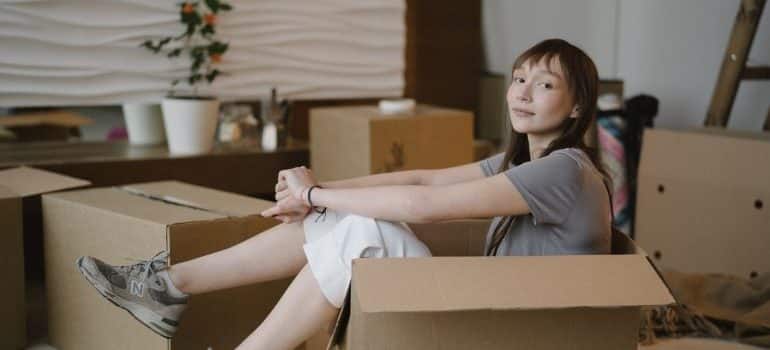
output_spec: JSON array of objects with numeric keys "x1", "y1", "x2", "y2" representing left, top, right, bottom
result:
[
  {"x1": 0, "y1": 110, "x2": 93, "y2": 142},
  {"x1": 635, "y1": 128, "x2": 770, "y2": 278},
  {"x1": 0, "y1": 167, "x2": 89, "y2": 350},
  {"x1": 326, "y1": 221, "x2": 675, "y2": 350},
  {"x1": 42, "y1": 181, "x2": 297, "y2": 350},
  {"x1": 310, "y1": 105, "x2": 474, "y2": 181}
]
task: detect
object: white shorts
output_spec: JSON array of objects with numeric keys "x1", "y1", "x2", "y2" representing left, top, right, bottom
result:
[{"x1": 302, "y1": 209, "x2": 432, "y2": 308}]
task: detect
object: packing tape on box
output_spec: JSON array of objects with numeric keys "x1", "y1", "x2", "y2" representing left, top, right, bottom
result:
[{"x1": 378, "y1": 99, "x2": 416, "y2": 115}]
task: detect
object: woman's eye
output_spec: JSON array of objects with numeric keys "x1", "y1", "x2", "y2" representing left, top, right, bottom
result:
[
  {"x1": 513, "y1": 77, "x2": 525, "y2": 84},
  {"x1": 538, "y1": 82, "x2": 554, "y2": 89}
]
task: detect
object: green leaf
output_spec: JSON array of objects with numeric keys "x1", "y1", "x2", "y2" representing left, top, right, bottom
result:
[
  {"x1": 188, "y1": 73, "x2": 203, "y2": 85},
  {"x1": 207, "y1": 41, "x2": 229, "y2": 54},
  {"x1": 205, "y1": 0, "x2": 220, "y2": 13},
  {"x1": 140, "y1": 40, "x2": 154, "y2": 50},
  {"x1": 167, "y1": 48, "x2": 183, "y2": 58},
  {"x1": 206, "y1": 69, "x2": 220, "y2": 83},
  {"x1": 181, "y1": 11, "x2": 201, "y2": 26},
  {"x1": 220, "y1": 3, "x2": 232, "y2": 11},
  {"x1": 192, "y1": 59, "x2": 203, "y2": 72},
  {"x1": 201, "y1": 24, "x2": 215, "y2": 36},
  {"x1": 191, "y1": 12, "x2": 202, "y2": 25}
]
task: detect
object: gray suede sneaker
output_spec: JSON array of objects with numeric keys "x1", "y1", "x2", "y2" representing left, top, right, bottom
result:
[{"x1": 76, "y1": 251, "x2": 188, "y2": 338}]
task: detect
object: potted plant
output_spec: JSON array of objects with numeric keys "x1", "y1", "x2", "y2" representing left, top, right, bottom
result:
[
  {"x1": 141, "y1": 0, "x2": 233, "y2": 154},
  {"x1": 122, "y1": 103, "x2": 166, "y2": 145}
]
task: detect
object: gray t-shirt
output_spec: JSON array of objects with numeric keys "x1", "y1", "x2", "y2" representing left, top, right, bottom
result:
[{"x1": 479, "y1": 148, "x2": 611, "y2": 256}]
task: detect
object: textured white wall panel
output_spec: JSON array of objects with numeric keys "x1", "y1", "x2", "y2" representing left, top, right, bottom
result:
[{"x1": 0, "y1": 0, "x2": 405, "y2": 106}]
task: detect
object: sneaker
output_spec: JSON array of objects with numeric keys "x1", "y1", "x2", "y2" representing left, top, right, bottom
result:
[{"x1": 76, "y1": 251, "x2": 188, "y2": 338}]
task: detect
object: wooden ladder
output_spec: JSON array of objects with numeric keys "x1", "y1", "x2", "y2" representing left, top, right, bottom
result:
[{"x1": 705, "y1": 0, "x2": 769, "y2": 130}]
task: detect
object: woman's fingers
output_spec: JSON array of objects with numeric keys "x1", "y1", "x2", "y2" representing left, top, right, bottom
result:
[
  {"x1": 275, "y1": 188, "x2": 290, "y2": 201},
  {"x1": 275, "y1": 179, "x2": 287, "y2": 192},
  {"x1": 262, "y1": 196, "x2": 310, "y2": 218}
]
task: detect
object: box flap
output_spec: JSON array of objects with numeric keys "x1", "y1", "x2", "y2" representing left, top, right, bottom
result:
[
  {"x1": 638, "y1": 128, "x2": 770, "y2": 188},
  {"x1": 635, "y1": 128, "x2": 770, "y2": 278},
  {"x1": 0, "y1": 110, "x2": 93, "y2": 128},
  {"x1": 0, "y1": 166, "x2": 90, "y2": 197},
  {"x1": 121, "y1": 181, "x2": 273, "y2": 217},
  {"x1": 0, "y1": 185, "x2": 17, "y2": 199},
  {"x1": 44, "y1": 186, "x2": 225, "y2": 226},
  {"x1": 352, "y1": 255, "x2": 675, "y2": 313}
]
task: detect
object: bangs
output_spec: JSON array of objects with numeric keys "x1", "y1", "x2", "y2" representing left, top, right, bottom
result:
[
  {"x1": 513, "y1": 51, "x2": 558, "y2": 73},
  {"x1": 512, "y1": 41, "x2": 575, "y2": 85}
]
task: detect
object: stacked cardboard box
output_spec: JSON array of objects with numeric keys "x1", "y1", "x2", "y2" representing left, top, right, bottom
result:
[
  {"x1": 0, "y1": 167, "x2": 89, "y2": 350},
  {"x1": 43, "y1": 181, "x2": 296, "y2": 350},
  {"x1": 310, "y1": 104, "x2": 474, "y2": 182}
]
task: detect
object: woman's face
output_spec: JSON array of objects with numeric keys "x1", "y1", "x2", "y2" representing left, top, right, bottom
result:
[{"x1": 507, "y1": 57, "x2": 577, "y2": 137}]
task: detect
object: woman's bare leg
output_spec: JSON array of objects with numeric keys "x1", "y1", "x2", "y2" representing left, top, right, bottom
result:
[
  {"x1": 167, "y1": 221, "x2": 308, "y2": 295},
  {"x1": 235, "y1": 264, "x2": 338, "y2": 350}
]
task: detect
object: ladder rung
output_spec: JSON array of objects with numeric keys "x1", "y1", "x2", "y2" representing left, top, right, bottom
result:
[{"x1": 742, "y1": 66, "x2": 770, "y2": 80}]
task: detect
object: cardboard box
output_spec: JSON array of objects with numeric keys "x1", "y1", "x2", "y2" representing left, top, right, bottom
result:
[
  {"x1": 0, "y1": 167, "x2": 90, "y2": 350},
  {"x1": 326, "y1": 220, "x2": 675, "y2": 350},
  {"x1": 635, "y1": 128, "x2": 770, "y2": 279},
  {"x1": 0, "y1": 110, "x2": 92, "y2": 142},
  {"x1": 310, "y1": 105, "x2": 474, "y2": 181},
  {"x1": 42, "y1": 181, "x2": 299, "y2": 350}
]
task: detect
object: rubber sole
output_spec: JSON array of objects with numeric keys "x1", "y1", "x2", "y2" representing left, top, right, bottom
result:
[{"x1": 76, "y1": 257, "x2": 177, "y2": 339}]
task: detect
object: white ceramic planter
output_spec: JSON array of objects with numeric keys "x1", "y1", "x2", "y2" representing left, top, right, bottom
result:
[
  {"x1": 161, "y1": 97, "x2": 220, "y2": 155},
  {"x1": 122, "y1": 103, "x2": 166, "y2": 145}
]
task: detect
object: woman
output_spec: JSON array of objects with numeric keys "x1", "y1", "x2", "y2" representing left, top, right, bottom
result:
[{"x1": 77, "y1": 38, "x2": 611, "y2": 350}]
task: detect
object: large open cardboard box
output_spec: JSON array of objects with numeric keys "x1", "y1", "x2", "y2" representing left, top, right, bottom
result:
[
  {"x1": 324, "y1": 220, "x2": 675, "y2": 350},
  {"x1": 310, "y1": 104, "x2": 474, "y2": 182},
  {"x1": 635, "y1": 128, "x2": 770, "y2": 278},
  {"x1": 0, "y1": 167, "x2": 89, "y2": 350},
  {"x1": 42, "y1": 181, "x2": 299, "y2": 350}
]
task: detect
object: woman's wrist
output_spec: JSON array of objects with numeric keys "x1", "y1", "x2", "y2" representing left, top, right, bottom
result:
[
  {"x1": 306, "y1": 185, "x2": 324, "y2": 208},
  {"x1": 298, "y1": 186, "x2": 311, "y2": 205}
]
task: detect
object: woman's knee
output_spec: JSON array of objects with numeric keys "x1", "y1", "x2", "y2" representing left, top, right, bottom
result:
[{"x1": 333, "y1": 214, "x2": 429, "y2": 259}]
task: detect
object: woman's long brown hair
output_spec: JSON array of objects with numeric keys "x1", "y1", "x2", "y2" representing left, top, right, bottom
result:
[{"x1": 485, "y1": 38, "x2": 609, "y2": 256}]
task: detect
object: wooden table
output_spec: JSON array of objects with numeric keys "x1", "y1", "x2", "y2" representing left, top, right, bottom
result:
[{"x1": 0, "y1": 139, "x2": 309, "y2": 198}]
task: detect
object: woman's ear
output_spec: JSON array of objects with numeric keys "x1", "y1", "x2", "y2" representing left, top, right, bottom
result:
[{"x1": 569, "y1": 105, "x2": 580, "y2": 119}]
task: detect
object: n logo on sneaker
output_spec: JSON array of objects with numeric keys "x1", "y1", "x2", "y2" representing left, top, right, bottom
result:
[{"x1": 129, "y1": 279, "x2": 144, "y2": 297}]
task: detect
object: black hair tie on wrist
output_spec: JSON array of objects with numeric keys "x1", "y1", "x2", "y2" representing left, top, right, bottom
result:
[{"x1": 307, "y1": 186, "x2": 327, "y2": 221}]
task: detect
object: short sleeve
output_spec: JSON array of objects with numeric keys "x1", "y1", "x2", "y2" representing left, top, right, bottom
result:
[
  {"x1": 503, "y1": 152, "x2": 583, "y2": 225},
  {"x1": 479, "y1": 152, "x2": 505, "y2": 177}
]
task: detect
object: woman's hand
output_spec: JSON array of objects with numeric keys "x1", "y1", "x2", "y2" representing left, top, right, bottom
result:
[
  {"x1": 278, "y1": 166, "x2": 319, "y2": 202},
  {"x1": 261, "y1": 195, "x2": 310, "y2": 223},
  {"x1": 260, "y1": 166, "x2": 318, "y2": 222}
]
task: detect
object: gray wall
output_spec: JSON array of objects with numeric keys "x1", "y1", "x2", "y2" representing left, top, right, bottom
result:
[{"x1": 483, "y1": 0, "x2": 770, "y2": 131}]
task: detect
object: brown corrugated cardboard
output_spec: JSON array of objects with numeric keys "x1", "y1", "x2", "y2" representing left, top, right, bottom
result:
[
  {"x1": 635, "y1": 128, "x2": 770, "y2": 279},
  {"x1": 310, "y1": 104, "x2": 474, "y2": 182},
  {"x1": 42, "y1": 181, "x2": 303, "y2": 350},
  {"x1": 0, "y1": 167, "x2": 90, "y2": 350},
  {"x1": 327, "y1": 222, "x2": 674, "y2": 350},
  {"x1": 0, "y1": 186, "x2": 25, "y2": 350},
  {"x1": 0, "y1": 110, "x2": 93, "y2": 142}
]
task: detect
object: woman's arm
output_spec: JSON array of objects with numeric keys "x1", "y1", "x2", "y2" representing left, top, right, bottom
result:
[
  {"x1": 303, "y1": 172, "x2": 529, "y2": 223},
  {"x1": 319, "y1": 170, "x2": 427, "y2": 189},
  {"x1": 318, "y1": 161, "x2": 486, "y2": 189}
]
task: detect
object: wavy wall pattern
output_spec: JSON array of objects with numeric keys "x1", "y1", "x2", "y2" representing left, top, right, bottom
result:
[{"x1": 0, "y1": 0, "x2": 405, "y2": 106}]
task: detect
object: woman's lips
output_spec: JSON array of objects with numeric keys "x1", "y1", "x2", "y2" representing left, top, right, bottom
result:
[{"x1": 512, "y1": 108, "x2": 534, "y2": 117}]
